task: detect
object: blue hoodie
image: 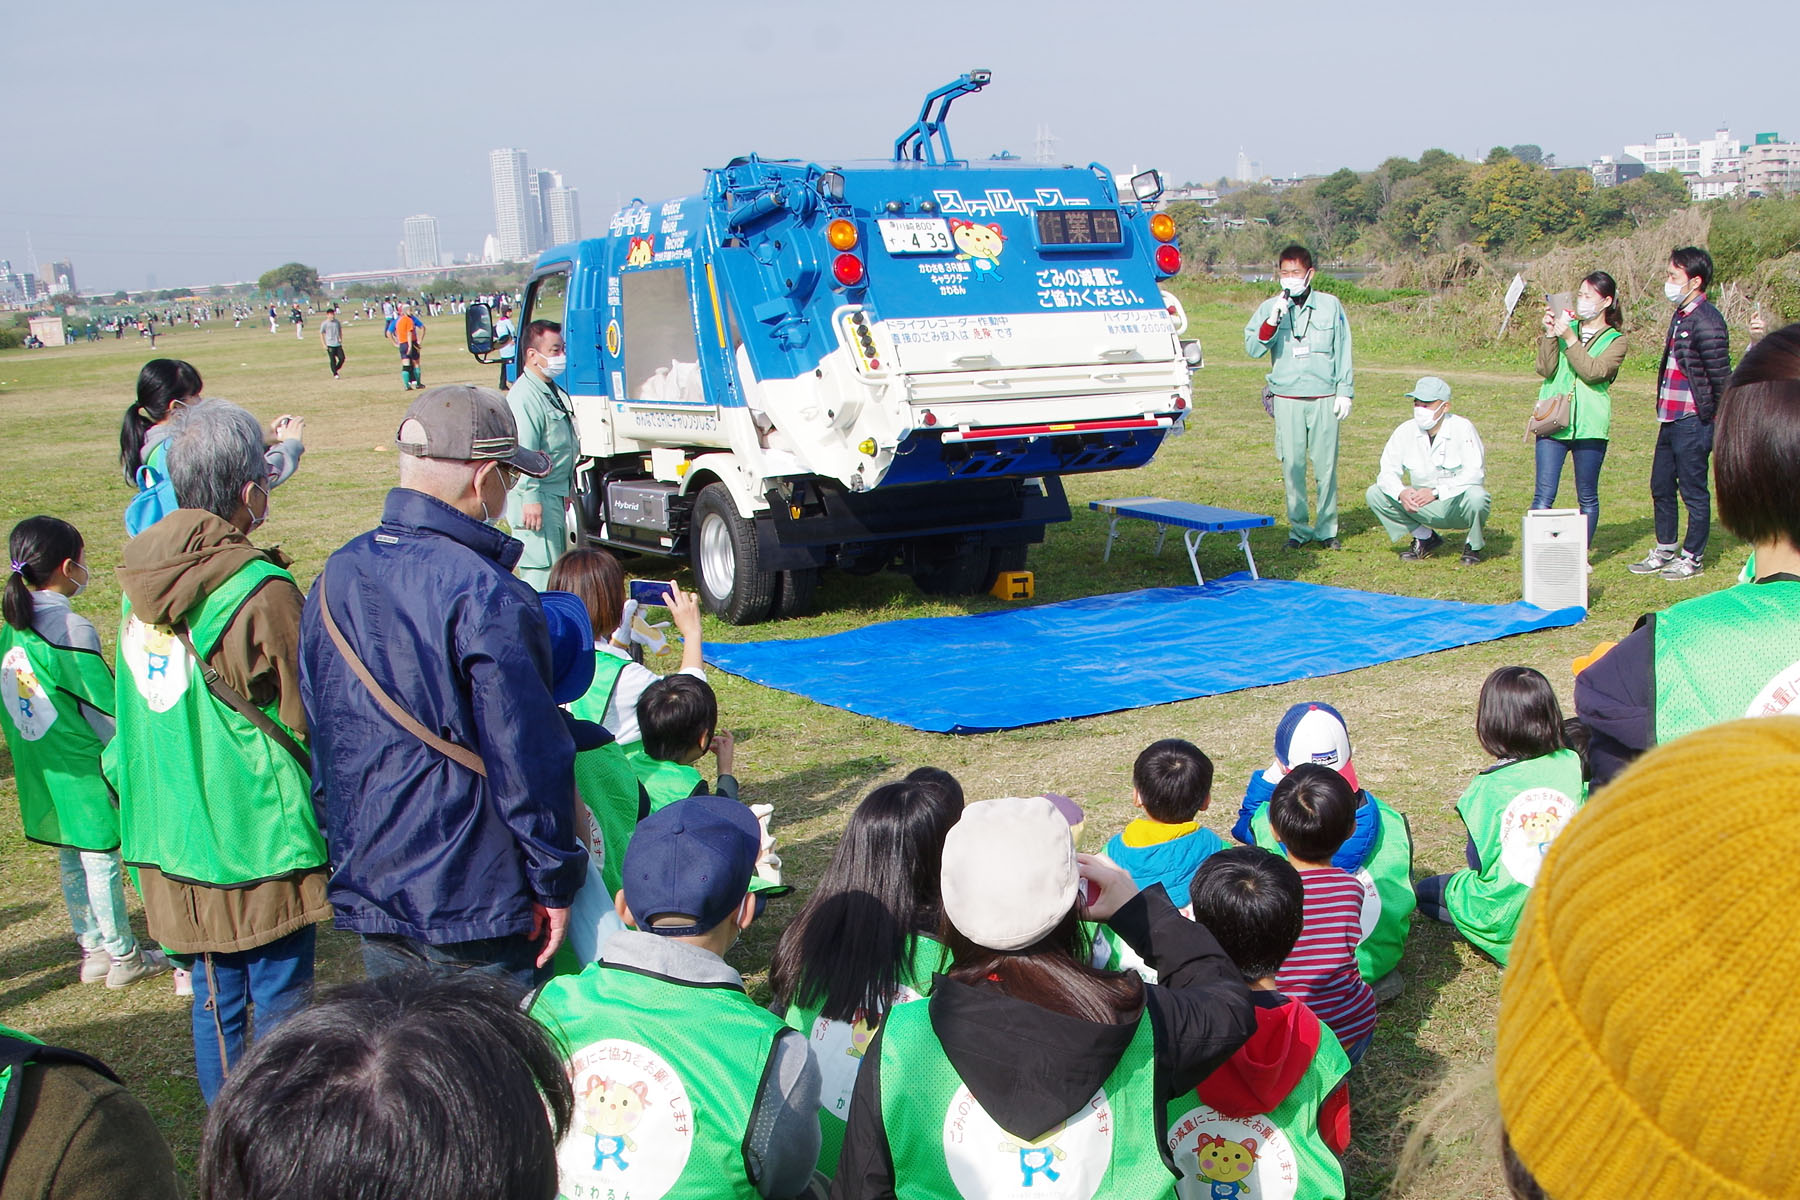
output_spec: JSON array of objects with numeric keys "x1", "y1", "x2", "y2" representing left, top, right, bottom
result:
[
  {"x1": 1103, "y1": 821, "x2": 1226, "y2": 899},
  {"x1": 1232, "y1": 770, "x2": 1381, "y2": 872}
]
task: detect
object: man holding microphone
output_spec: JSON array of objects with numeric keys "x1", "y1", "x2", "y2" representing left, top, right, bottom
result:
[{"x1": 1245, "y1": 244, "x2": 1355, "y2": 549}]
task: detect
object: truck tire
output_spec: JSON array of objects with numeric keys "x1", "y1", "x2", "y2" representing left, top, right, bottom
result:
[
  {"x1": 912, "y1": 537, "x2": 988, "y2": 597},
  {"x1": 772, "y1": 568, "x2": 819, "y2": 619},
  {"x1": 691, "y1": 483, "x2": 775, "y2": 624},
  {"x1": 981, "y1": 544, "x2": 1029, "y2": 591}
]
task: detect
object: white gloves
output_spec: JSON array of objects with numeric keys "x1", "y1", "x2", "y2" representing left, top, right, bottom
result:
[
  {"x1": 1268, "y1": 294, "x2": 1291, "y2": 324},
  {"x1": 611, "y1": 599, "x2": 671, "y2": 655},
  {"x1": 1332, "y1": 396, "x2": 1353, "y2": 420},
  {"x1": 749, "y1": 803, "x2": 783, "y2": 887}
]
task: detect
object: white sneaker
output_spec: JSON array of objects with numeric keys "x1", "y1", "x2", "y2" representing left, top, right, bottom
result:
[
  {"x1": 79, "y1": 949, "x2": 111, "y2": 984},
  {"x1": 105, "y1": 947, "x2": 173, "y2": 989},
  {"x1": 172, "y1": 966, "x2": 194, "y2": 997}
]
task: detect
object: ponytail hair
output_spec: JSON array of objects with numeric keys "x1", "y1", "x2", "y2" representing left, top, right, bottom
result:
[
  {"x1": 1583, "y1": 271, "x2": 1624, "y2": 331},
  {"x1": 4, "y1": 516, "x2": 84, "y2": 631},
  {"x1": 120, "y1": 358, "x2": 203, "y2": 479}
]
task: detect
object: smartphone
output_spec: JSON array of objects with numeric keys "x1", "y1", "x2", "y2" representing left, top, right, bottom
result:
[
  {"x1": 1547, "y1": 292, "x2": 1573, "y2": 317},
  {"x1": 628, "y1": 578, "x2": 675, "y2": 606}
]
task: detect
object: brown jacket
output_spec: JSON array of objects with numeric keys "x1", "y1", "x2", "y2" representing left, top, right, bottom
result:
[
  {"x1": 116, "y1": 511, "x2": 329, "y2": 954},
  {"x1": 1536, "y1": 327, "x2": 1628, "y2": 386}
]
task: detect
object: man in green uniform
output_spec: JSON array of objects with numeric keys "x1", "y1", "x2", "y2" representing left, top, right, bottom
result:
[
  {"x1": 506, "y1": 320, "x2": 579, "y2": 589},
  {"x1": 1245, "y1": 244, "x2": 1355, "y2": 548}
]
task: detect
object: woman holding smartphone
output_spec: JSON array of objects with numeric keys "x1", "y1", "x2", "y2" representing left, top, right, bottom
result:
[{"x1": 1532, "y1": 272, "x2": 1628, "y2": 549}]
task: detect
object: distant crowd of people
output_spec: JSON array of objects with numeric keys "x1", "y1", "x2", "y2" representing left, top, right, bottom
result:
[{"x1": 1, "y1": 282, "x2": 1798, "y2": 1199}]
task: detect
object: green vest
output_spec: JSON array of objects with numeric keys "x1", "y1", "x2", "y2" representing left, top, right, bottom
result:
[
  {"x1": 530, "y1": 959, "x2": 789, "y2": 1200},
  {"x1": 1442, "y1": 750, "x2": 1584, "y2": 965},
  {"x1": 0, "y1": 625, "x2": 120, "y2": 851},
  {"x1": 0, "y1": 1024, "x2": 43, "y2": 1128},
  {"x1": 630, "y1": 747, "x2": 705, "y2": 812},
  {"x1": 1086, "y1": 922, "x2": 1159, "y2": 982},
  {"x1": 1653, "y1": 580, "x2": 1800, "y2": 744},
  {"x1": 1251, "y1": 794, "x2": 1415, "y2": 983},
  {"x1": 878, "y1": 997, "x2": 1176, "y2": 1200},
  {"x1": 569, "y1": 650, "x2": 704, "y2": 812},
  {"x1": 782, "y1": 935, "x2": 950, "y2": 1179},
  {"x1": 1165, "y1": 1022, "x2": 1351, "y2": 1200},
  {"x1": 104, "y1": 559, "x2": 325, "y2": 886},
  {"x1": 568, "y1": 651, "x2": 645, "y2": 897},
  {"x1": 1539, "y1": 327, "x2": 1619, "y2": 442}
]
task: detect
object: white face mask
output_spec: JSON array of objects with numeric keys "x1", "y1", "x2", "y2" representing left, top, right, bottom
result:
[
  {"x1": 66, "y1": 560, "x2": 89, "y2": 597},
  {"x1": 1279, "y1": 274, "x2": 1308, "y2": 296},
  {"x1": 1664, "y1": 280, "x2": 1688, "y2": 304},
  {"x1": 1576, "y1": 298, "x2": 1601, "y2": 320},
  {"x1": 244, "y1": 482, "x2": 269, "y2": 532},
  {"x1": 1414, "y1": 404, "x2": 1443, "y2": 430},
  {"x1": 541, "y1": 353, "x2": 568, "y2": 378}
]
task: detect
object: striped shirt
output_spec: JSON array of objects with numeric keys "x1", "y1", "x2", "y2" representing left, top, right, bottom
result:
[{"x1": 1275, "y1": 867, "x2": 1378, "y2": 1048}]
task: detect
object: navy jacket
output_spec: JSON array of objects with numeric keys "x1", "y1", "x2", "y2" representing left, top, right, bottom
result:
[
  {"x1": 1658, "y1": 297, "x2": 1732, "y2": 422},
  {"x1": 299, "y1": 488, "x2": 585, "y2": 943}
]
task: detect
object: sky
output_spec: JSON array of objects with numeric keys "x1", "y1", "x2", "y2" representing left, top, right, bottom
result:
[{"x1": 5, "y1": 0, "x2": 1797, "y2": 294}]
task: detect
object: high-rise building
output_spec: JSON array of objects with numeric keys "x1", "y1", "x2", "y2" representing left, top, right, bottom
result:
[
  {"x1": 546, "y1": 184, "x2": 582, "y2": 245},
  {"x1": 530, "y1": 169, "x2": 557, "y2": 253},
  {"x1": 40, "y1": 260, "x2": 75, "y2": 296},
  {"x1": 490, "y1": 148, "x2": 536, "y2": 261},
  {"x1": 402, "y1": 214, "x2": 442, "y2": 271}
]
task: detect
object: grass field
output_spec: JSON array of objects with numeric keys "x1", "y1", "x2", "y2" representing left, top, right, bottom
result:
[{"x1": 0, "y1": 285, "x2": 1748, "y2": 1196}]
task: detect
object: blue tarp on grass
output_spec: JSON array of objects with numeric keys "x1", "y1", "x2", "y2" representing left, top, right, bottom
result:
[{"x1": 703, "y1": 575, "x2": 1586, "y2": 734}]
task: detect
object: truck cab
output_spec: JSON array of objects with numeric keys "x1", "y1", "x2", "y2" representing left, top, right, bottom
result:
[{"x1": 468, "y1": 70, "x2": 1197, "y2": 622}]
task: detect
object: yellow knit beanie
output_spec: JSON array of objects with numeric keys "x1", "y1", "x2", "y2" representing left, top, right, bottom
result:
[{"x1": 1497, "y1": 717, "x2": 1800, "y2": 1200}]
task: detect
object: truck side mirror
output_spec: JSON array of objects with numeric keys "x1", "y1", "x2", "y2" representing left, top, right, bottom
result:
[
  {"x1": 1131, "y1": 170, "x2": 1165, "y2": 202},
  {"x1": 465, "y1": 302, "x2": 494, "y2": 359}
]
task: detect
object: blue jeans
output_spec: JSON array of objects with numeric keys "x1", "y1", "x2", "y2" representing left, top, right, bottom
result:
[
  {"x1": 1343, "y1": 1031, "x2": 1375, "y2": 1067},
  {"x1": 1650, "y1": 416, "x2": 1712, "y2": 559},
  {"x1": 190, "y1": 925, "x2": 317, "y2": 1104},
  {"x1": 1532, "y1": 436, "x2": 1608, "y2": 546},
  {"x1": 360, "y1": 932, "x2": 542, "y2": 995}
]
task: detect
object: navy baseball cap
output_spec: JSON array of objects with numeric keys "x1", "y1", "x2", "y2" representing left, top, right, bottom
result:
[
  {"x1": 538, "y1": 590, "x2": 596, "y2": 706},
  {"x1": 1272, "y1": 700, "x2": 1359, "y2": 789},
  {"x1": 621, "y1": 795, "x2": 760, "y2": 936}
]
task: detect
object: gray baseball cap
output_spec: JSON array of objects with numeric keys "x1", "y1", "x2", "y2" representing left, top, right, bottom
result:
[
  {"x1": 394, "y1": 384, "x2": 551, "y2": 476},
  {"x1": 1405, "y1": 376, "x2": 1452, "y2": 405}
]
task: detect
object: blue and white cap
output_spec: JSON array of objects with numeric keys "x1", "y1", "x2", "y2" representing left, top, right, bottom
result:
[{"x1": 1272, "y1": 701, "x2": 1358, "y2": 789}]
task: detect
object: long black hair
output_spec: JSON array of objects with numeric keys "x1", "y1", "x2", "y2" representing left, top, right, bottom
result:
[
  {"x1": 768, "y1": 778, "x2": 964, "y2": 1022},
  {"x1": 120, "y1": 358, "x2": 203, "y2": 479},
  {"x1": 945, "y1": 907, "x2": 1144, "y2": 1025},
  {"x1": 1582, "y1": 270, "x2": 1624, "y2": 331},
  {"x1": 5, "y1": 516, "x2": 83, "y2": 631}
]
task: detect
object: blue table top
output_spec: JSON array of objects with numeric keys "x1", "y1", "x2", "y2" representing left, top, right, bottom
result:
[{"x1": 1090, "y1": 496, "x2": 1274, "y2": 532}]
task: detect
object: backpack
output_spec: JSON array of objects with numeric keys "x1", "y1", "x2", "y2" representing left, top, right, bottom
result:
[{"x1": 124, "y1": 443, "x2": 176, "y2": 537}]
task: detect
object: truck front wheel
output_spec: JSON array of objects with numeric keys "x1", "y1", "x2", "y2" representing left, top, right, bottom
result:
[{"x1": 691, "y1": 483, "x2": 776, "y2": 624}]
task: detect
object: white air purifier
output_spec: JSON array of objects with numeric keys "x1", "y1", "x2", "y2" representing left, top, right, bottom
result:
[{"x1": 1522, "y1": 508, "x2": 1588, "y2": 610}]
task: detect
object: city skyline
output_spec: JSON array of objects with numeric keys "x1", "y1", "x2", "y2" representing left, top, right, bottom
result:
[{"x1": 3, "y1": 0, "x2": 1796, "y2": 292}]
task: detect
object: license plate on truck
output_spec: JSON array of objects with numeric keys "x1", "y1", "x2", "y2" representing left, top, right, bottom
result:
[{"x1": 878, "y1": 218, "x2": 954, "y2": 254}]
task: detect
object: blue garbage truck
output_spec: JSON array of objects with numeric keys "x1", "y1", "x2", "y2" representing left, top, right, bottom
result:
[{"x1": 466, "y1": 70, "x2": 1198, "y2": 622}]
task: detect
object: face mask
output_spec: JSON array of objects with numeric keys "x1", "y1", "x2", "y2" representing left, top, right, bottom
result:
[
  {"x1": 541, "y1": 353, "x2": 567, "y2": 378},
  {"x1": 66, "y1": 561, "x2": 89, "y2": 597},
  {"x1": 1279, "y1": 275, "x2": 1308, "y2": 296},
  {"x1": 1414, "y1": 404, "x2": 1443, "y2": 430},
  {"x1": 1576, "y1": 298, "x2": 1601, "y2": 320},
  {"x1": 244, "y1": 482, "x2": 269, "y2": 532},
  {"x1": 1664, "y1": 280, "x2": 1688, "y2": 304}
]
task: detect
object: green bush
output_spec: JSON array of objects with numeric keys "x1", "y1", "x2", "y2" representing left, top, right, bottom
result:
[{"x1": 1711, "y1": 196, "x2": 1800, "y2": 284}]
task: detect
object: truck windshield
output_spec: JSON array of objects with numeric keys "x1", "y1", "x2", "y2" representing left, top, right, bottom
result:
[{"x1": 527, "y1": 269, "x2": 569, "y2": 327}]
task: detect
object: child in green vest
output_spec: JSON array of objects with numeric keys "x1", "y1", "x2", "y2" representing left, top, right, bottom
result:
[
  {"x1": 1415, "y1": 667, "x2": 1588, "y2": 966},
  {"x1": 833, "y1": 795, "x2": 1256, "y2": 1200},
  {"x1": 634, "y1": 674, "x2": 738, "y2": 811},
  {"x1": 768, "y1": 772, "x2": 964, "y2": 1180},
  {"x1": 1232, "y1": 701, "x2": 1415, "y2": 1000},
  {"x1": 529, "y1": 794, "x2": 821, "y2": 1200},
  {"x1": 1172, "y1": 846, "x2": 1351, "y2": 1200},
  {"x1": 1102, "y1": 739, "x2": 1226, "y2": 900},
  {"x1": 2, "y1": 517, "x2": 169, "y2": 989}
]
